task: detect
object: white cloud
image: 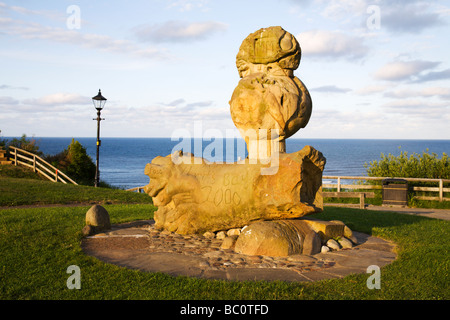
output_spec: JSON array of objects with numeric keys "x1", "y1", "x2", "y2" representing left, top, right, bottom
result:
[
  {"x1": 374, "y1": 60, "x2": 440, "y2": 81},
  {"x1": 311, "y1": 85, "x2": 352, "y2": 93},
  {"x1": 355, "y1": 84, "x2": 390, "y2": 95},
  {"x1": 23, "y1": 93, "x2": 88, "y2": 106},
  {"x1": 384, "y1": 87, "x2": 450, "y2": 100},
  {"x1": 0, "y1": 8, "x2": 168, "y2": 60},
  {"x1": 166, "y1": 0, "x2": 210, "y2": 12},
  {"x1": 133, "y1": 20, "x2": 227, "y2": 43},
  {"x1": 381, "y1": 2, "x2": 446, "y2": 34},
  {"x1": 298, "y1": 30, "x2": 369, "y2": 61}
]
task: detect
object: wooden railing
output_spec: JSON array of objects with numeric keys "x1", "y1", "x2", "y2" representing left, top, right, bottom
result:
[
  {"x1": 323, "y1": 175, "x2": 450, "y2": 202},
  {"x1": 126, "y1": 186, "x2": 146, "y2": 193},
  {"x1": 8, "y1": 146, "x2": 78, "y2": 185}
]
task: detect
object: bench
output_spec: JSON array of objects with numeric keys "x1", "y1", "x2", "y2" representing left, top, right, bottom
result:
[{"x1": 323, "y1": 191, "x2": 375, "y2": 209}]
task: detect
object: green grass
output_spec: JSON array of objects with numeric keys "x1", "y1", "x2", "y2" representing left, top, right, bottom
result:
[
  {"x1": 0, "y1": 204, "x2": 448, "y2": 300},
  {"x1": 0, "y1": 177, "x2": 152, "y2": 206}
]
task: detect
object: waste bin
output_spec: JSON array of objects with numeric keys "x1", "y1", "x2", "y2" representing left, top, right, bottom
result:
[{"x1": 382, "y1": 179, "x2": 408, "y2": 206}]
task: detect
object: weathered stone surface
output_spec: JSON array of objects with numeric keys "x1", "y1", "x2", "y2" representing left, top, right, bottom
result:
[
  {"x1": 221, "y1": 235, "x2": 238, "y2": 250},
  {"x1": 227, "y1": 228, "x2": 241, "y2": 237},
  {"x1": 82, "y1": 225, "x2": 96, "y2": 236},
  {"x1": 321, "y1": 245, "x2": 330, "y2": 253},
  {"x1": 301, "y1": 218, "x2": 345, "y2": 242},
  {"x1": 338, "y1": 237, "x2": 353, "y2": 249},
  {"x1": 326, "y1": 239, "x2": 341, "y2": 251},
  {"x1": 230, "y1": 26, "x2": 312, "y2": 157},
  {"x1": 234, "y1": 219, "x2": 322, "y2": 256},
  {"x1": 216, "y1": 231, "x2": 227, "y2": 240},
  {"x1": 145, "y1": 146, "x2": 325, "y2": 234},
  {"x1": 85, "y1": 205, "x2": 110, "y2": 232}
]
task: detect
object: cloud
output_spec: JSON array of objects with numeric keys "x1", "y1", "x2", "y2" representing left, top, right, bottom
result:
[
  {"x1": 412, "y1": 68, "x2": 450, "y2": 83},
  {"x1": 0, "y1": 5, "x2": 168, "y2": 60},
  {"x1": 384, "y1": 87, "x2": 450, "y2": 100},
  {"x1": 381, "y1": 99, "x2": 449, "y2": 119},
  {"x1": 381, "y1": 3, "x2": 446, "y2": 34},
  {"x1": 0, "y1": 96, "x2": 19, "y2": 105},
  {"x1": 23, "y1": 93, "x2": 89, "y2": 106},
  {"x1": 0, "y1": 84, "x2": 29, "y2": 90},
  {"x1": 297, "y1": 30, "x2": 369, "y2": 61},
  {"x1": 316, "y1": 0, "x2": 446, "y2": 34},
  {"x1": 166, "y1": 0, "x2": 210, "y2": 12},
  {"x1": 311, "y1": 85, "x2": 352, "y2": 93},
  {"x1": 133, "y1": 20, "x2": 227, "y2": 43},
  {"x1": 374, "y1": 60, "x2": 441, "y2": 81},
  {"x1": 355, "y1": 84, "x2": 390, "y2": 95}
]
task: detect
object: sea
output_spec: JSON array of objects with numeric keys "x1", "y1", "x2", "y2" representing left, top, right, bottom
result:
[{"x1": 9, "y1": 137, "x2": 450, "y2": 190}]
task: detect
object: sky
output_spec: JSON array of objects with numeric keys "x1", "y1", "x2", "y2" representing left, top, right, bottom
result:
[{"x1": 1, "y1": 0, "x2": 450, "y2": 140}]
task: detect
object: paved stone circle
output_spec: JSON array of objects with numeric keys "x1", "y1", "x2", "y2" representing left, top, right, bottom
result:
[{"x1": 82, "y1": 220, "x2": 397, "y2": 282}]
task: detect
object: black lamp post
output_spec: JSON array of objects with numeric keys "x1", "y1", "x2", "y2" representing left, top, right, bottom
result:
[{"x1": 92, "y1": 89, "x2": 106, "y2": 187}]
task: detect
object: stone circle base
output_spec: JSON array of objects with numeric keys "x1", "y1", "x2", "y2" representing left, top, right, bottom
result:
[{"x1": 81, "y1": 220, "x2": 397, "y2": 282}]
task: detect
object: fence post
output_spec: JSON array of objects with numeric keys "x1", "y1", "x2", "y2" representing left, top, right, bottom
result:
[
  {"x1": 33, "y1": 155, "x2": 36, "y2": 172},
  {"x1": 439, "y1": 179, "x2": 443, "y2": 202},
  {"x1": 14, "y1": 149, "x2": 17, "y2": 166},
  {"x1": 55, "y1": 169, "x2": 58, "y2": 182},
  {"x1": 337, "y1": 177, "x2": 341, "y2": 192}
]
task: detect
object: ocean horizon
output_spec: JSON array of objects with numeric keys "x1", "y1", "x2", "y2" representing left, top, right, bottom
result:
[{"x1": 4, "y1": 137, "x2": 449, "y2": 190}]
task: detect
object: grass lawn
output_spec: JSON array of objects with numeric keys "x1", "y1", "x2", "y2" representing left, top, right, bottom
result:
[
  {"x1": 0, "y1": 177, "x2": 152, "y2": 206},
  {"x1": 1, "y1": 202, "x2": 448, "y2": 300}
]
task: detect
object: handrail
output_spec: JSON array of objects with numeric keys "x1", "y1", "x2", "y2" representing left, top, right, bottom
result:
[{"x1": 8, "y1": 146, "x2": 78, "y2": 185}]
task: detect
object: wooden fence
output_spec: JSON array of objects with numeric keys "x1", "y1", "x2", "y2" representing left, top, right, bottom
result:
[
  {"x1": 323, "y1": 175, "x2": 450, "y2": 202},
  {"x1": 8, "y1": 146, "x2": 78, "y2": 185}
]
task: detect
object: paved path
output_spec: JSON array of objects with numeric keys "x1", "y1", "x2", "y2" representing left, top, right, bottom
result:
[{"x1": 325, "y1": 203, "x2": 450, "y2": 221}]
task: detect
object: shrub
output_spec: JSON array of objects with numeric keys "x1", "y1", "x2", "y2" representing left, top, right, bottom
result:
[
  {"x1": 365, "y1": 149, "x2": 450, "y2": 179},
  {"x1": 45, "y1": 139, "x2": 96, "y2": 186}
]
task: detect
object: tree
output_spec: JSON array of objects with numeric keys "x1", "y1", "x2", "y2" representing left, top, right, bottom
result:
[
  {"x1": 46, "y1": 139, "x2": 96, "y2": 186},
  {"x1": 6, "y1": 134, "x2": 43, "y2": 156}
]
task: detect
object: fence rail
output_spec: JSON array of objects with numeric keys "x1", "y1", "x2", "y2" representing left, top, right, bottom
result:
[
  {"x1": 8, "y1": 146, "x2": 78, "y2": 185},
  {"x1": 323, "y1": 175, "x2": 450, "y2": 202}
]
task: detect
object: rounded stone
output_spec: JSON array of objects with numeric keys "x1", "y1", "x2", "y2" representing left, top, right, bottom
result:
[
  {"x1": 221, "y1": 235, "x2": 238, "y2": 250},
  {"x1": 326, "y1": 239, "x2": 341, "y2": 251},
  {"x1": 85, "y1": 205, "x2": 110, "y2": 231},
  {"x1": 338, "y1": 237, "x2": 353, "y2": 249},
  {"x1": 216, "y1": 231, "x2": 227, "y2": 240}
]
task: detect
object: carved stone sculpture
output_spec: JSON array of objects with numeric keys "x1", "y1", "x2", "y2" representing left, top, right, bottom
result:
[
  {"x1": 230, "y1": 26, "x2": 312, "y2": 158},
  {"x1": 145, "y1": 146, "x2": 325, "y2": 234},
  {"x1": 144, "y1": 26, "x2": 327, "y2": 242}
]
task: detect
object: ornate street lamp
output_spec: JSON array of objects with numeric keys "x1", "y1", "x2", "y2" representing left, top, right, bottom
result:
[{"x1": 92, "y1": 89, "x2": 106, "y2": 187}]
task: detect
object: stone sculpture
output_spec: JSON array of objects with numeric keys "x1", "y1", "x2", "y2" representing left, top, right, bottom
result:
[
  {"x1": 230, "y1": 26, "x2": 312, "y2": 158},
  {"x1": 144, "y1": 26, "x2": 354, "y2": 256},
  {"x1": 145, "y1": 146, "x2": 325, "y2": 234}
]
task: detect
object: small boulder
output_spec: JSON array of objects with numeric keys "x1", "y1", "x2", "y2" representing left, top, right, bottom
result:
[
  {"x1": 216, "y1": 231, "x2": 227, "y2": 240},
  {"x1": 321, "y1": 245, "x2": 330, "y2": 253},
  {"x1": 203, "y1": 231, "x2": 215, "y2": 239},
  {"x1": 338, "y1": 237, "x2": 353, "y2": 249},
  {"x1": 227, "y1": 228, "x2": 241, "y2": 236},
  {"x1": 221, "y1": 235, "x2": 239, "y2": 250},
  {"x1": 85, "y1": 205, "x2": 110, "y2": 232},
  {"x1": 326, "y1": 239, "x2": 341, "y2": 251}
]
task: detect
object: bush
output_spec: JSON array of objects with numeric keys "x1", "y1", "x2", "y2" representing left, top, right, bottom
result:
[
  {"x1": 45, "y1": 139, "x2": 96, "y2": 186},
  {"x1": 365, "y1": 149, "x2": 450, "y2": 179}
]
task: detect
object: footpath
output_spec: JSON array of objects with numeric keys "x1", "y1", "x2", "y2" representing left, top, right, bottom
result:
[{"x1": 325, "y1": 203, "x2": 450, "y2": 221}]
